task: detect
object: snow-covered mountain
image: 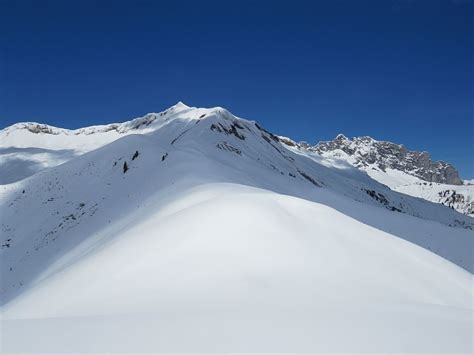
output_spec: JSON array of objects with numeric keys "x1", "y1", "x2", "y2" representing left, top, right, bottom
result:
[
  {"x1": 313, "y1": 134, "x2": 462, "y2": 184},
  {"x1": 0, "y1": 104, "x2": 186, "y2": 184},
  {"x1": 308, "y1": 134, "x2": 474, "y2": 215},
  {"x1": 1, "y1": 103, "x2": 473, "y2": 352}
]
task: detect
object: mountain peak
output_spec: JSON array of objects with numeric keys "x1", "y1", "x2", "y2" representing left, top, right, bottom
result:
[
  {"x1": 171, "y1": 101, "x2": 190, "y2": 110},
  {"x1": 312, "y1": 135, "x2": 463, "y2": 185},
  {"x1": 335, "y1": 133, "x2": 349, "y2": 141}
]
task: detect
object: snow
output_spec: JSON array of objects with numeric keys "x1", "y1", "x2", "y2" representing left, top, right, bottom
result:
[
  {"x1": 363, "y1": 168, "x2": 474, "y2": 215},
  {"x1": 1, "y1": 103, "x2": 473, "y2": 352},
  {"x1": 0, "y1": 102, "x2": 193, "y2": 184},
  {"x1": 2, "y1": 184, "x2": 473, "y2": 352}
]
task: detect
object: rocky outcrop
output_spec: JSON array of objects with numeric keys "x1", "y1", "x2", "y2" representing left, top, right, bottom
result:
[{"x1": 311, "y1": 135, "x2": 463, "y2": 185}]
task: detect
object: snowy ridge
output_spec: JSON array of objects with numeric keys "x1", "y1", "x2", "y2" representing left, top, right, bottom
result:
[
  {"x1": 1, "y1": 103, "x2": 473, "y2": 352},
  {"x1": 1, "y1": 102, "x2": 192, "y2": 137},
  {"x1": 0, "y1": 102, "x2": 195, "y2": 184}
]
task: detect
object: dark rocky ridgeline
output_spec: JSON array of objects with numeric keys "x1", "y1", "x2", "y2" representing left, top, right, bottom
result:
[
  {"x1": 216, "y1": 142, "x2": 242, "y2": 155},
  {"x1": 362, "y1": 188, "x2": 402, "y2": 212},
  {"x1": 24, "y1": 123, "x2": 57, "y2": 134},
  {"x1": 312, "y1": 135, "x2": 463, "y2": 185},
  {"x1": 210, "y1": 122, "x2": 246, "y2": 140}
]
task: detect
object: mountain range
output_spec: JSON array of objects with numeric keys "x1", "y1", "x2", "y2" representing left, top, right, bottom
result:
[{"x1": 1, "y1": 102, "x2": 472, "y2": 352}]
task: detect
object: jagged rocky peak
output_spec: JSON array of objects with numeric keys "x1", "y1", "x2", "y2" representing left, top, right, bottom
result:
[
  {"x1": 334, "y1": 133, "x2": 349, "y2": 141},
  {"x1": 312, "y1": 135, "x2": 463, "y2": 185}
]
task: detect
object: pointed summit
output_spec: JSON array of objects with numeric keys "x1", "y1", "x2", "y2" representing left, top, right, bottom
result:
[{"x1": 171, "y1": 101, "x2": 190, "y2": 110}]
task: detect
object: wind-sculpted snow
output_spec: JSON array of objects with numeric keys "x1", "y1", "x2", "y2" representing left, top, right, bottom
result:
[
  {"x1": 1, "y1": 103, "x2": 473, "y2": 352},
  {"x1": 2, "y1": 184, "x2": 473, "y2": 352}
]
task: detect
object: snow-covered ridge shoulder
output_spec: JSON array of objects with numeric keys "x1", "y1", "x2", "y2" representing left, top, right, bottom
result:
[
  {"x1": 0, "y1": 102, "x2": 193, "y2": 137},
  {"x1": 311, "y1": 134, "x2": 463, "y2": 185},
  {"x1": 0, "y1": 102, "x2": 201, "y2": 184},
  {"x1": 3, "y1": 122, "x2": 122, "y2": 136}
]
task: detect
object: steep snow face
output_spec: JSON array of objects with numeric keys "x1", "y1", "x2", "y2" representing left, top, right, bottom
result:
[
  {"x1": 1, "y1": 103, "x2": 473, "y2": 352},
  {"x1": 311, "y1": 135, "x2": 473, "y2": 215}
]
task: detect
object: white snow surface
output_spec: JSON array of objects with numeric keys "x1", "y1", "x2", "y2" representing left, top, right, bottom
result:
[
  {"x1": 370, "y1": 168, "x2": 474, "y2": 208},
  {"x1": 0, "y1": 103, "x2": 473, "y2": 352},
  {"x1": 0, "y1": 102, "x2": 191, "y2": 184}
]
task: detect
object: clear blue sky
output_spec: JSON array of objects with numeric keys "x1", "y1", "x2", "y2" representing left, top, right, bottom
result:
[{"x1": 1, "y1": 0, "x2": 473, "y2": 177}]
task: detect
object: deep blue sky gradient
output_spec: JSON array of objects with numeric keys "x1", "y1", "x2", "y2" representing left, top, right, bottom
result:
[{"x1": 1, "y1": 0, "x2": 473, "y2": 176}]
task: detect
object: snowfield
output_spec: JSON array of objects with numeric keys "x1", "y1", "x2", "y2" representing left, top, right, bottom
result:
[
  {"x1": 369, "y1": 168, "x2": 474, "y2": 213},
  {"x1": 1, "y1": 103, "x2": 473, "y2": 352}
]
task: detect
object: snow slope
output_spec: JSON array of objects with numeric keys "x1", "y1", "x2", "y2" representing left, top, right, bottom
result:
[
  {"x1": 0, "y1": 123, "x2": 117, "y2": 184},
  {"x1": 368, "y1": 167, "x2": 474, "y2": 214},
  {"x1": 2, "y1": 184, "x2": 472, "y2": 353},
  {"x1": 0, "y1": 102, "x2": 191, "y2": 184},
  {"x1": 1, "y1": 103, "x2": 473, "y2": 352}
]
